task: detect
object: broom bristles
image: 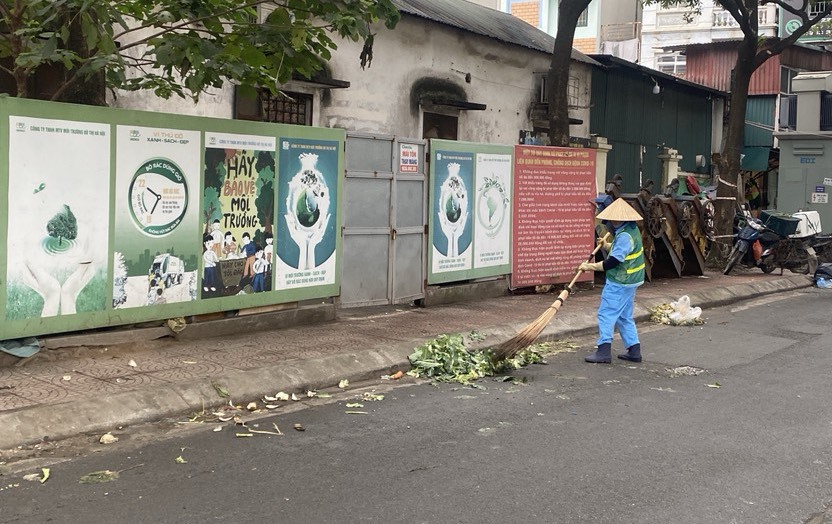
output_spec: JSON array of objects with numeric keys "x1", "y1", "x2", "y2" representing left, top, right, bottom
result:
[{"x1": 492, "y1": 300, "x2": 563, "y2": 361}]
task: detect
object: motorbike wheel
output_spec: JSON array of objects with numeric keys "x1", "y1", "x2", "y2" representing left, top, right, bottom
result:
[
  {"x1": 760, "y1": 262, "x2": 776, "y2": 274},
  {"x1": 723, "y1": 245, "x2": 743, "y2": 275}
]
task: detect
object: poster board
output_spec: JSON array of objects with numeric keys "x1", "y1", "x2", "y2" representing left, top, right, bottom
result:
[
  {"x1": 510, "y1": 145, "x2": 596, "y2": 289},
  {"x1": 427, "y1": 140, "x2": 513, "y2": 285},
  {"x1": 0, "y1": 97, "x2": 343, "y2": 340}
]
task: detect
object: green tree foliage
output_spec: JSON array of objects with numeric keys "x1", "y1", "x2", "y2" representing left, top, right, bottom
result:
[
  {"x1": 0, "y1": 0, "x2": 400, "y2": 103},
  {"x1": 645, "y1": 0, "x2": 832, "y2": 243},
  {"x1": 46, "y1": 204, "x2": 78, "y2": 245}
]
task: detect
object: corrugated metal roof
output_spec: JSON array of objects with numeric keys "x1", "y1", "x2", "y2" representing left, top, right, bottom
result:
[
  {"x1": 589, "y1": 54, "x2": 728, "y2": 97},
  {"x1": 392, "y1": 0, "x2": 600, "y2": 66}
]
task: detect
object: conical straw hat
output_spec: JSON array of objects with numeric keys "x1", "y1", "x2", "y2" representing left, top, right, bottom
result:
[{"x1": 596, "y1": 198, "x2": 643, "y2": 222}]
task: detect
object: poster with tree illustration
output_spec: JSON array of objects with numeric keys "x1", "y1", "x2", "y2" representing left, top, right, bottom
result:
[
  {"x1": 275, "y1": 138, "x2": 339, "y2": 291},
  {"x1": 112, "y1": 125, "x2": 200, "y2": 309},
  {"x1": 5, "y1": 116, "x2": 110, "y2": 319},
  {"x1": 202, "y1": 132, "x2": 276, "y2": 299}
]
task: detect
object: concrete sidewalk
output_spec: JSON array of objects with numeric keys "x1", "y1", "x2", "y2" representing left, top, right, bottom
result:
[{"x1": 0, "y1": 269, "x2": 813, "y2": 450}]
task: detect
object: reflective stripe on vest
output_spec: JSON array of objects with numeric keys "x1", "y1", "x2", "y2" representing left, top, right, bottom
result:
[{"x1": 607, "y1": 223, "x2": 645, "y2": 285}]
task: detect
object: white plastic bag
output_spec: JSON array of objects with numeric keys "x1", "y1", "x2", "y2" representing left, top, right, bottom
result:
[{"x1": 668, "y1": 295, "x2": 702, "y2": 325}]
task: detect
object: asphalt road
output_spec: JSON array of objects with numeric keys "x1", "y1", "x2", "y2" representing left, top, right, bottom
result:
[{"x1": 2, "y1": 288, "x2": 832, "y2": 524}]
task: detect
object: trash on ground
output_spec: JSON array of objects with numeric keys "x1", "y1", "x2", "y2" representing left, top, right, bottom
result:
[
  {"x1": 291, "y1": 393, "x2": 300, "y2": 401},
  {"x1": 668, "y1": 365, "x2": 706, "y2": 376},
  {"x1": 275, "y1": 392, "x2": 290, "y2": 401},
  {"x1": 175, "y1": 456, "x2": 187, "y2": 464},
  {"x1": 22, "y1": 468, "x2": 49, "y2": 484},
  {"x1": 706, "y1": 382, "x2": 722, "y2": 388},
  {"x1": 345, "y1": 411, "x2": 368, "y2": 415},
  {"x1": 293, "y1": 423, "x2": 305, "y2": 431},
  {"x1": 127, "y1": 359, "x2": 137, "y2": 368},
  {"x1": 407, "y1": 334, "x2": 548, "y2": 384},
  {"x1": 99, "y1": 433, "x2": 119, "y2": 445},
  {"x1": 338, "y1": 379, "x2": 350, "y2": 389},
  {"x1": 306, "y1": 390, "x2": 317, "y2": 398},
  {"x1": 246, "y1": 402, "x2": 257, "y2": 411},
  {"x1": 345, "y1": 402, "x2": 364, "y2": 408},
  {"x1": 650, "y1": 296, "x2": 704, "y2": 325},
  {"x1": 362, "y1": 392, "x2": 384, "y2": 401}
]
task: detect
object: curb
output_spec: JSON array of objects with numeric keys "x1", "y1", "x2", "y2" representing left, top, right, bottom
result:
[{"x1": 0, "y1": 274, "x2": 813, "y2": 450}]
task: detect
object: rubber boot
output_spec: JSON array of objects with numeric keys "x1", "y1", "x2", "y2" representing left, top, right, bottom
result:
[
  {"x1": 618, "y1": 343, "x2": 642, "y2": 363},
  {"x1": 585, "y1": 343, "x2": 612, "y2": 364}
]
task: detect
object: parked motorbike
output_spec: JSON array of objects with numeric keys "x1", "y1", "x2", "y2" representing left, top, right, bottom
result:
[{"x1": 723, "y1": 216, "x2": 817, "y2": 275}]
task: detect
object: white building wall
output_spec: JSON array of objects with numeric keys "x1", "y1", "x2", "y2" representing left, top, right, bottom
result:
[
  {"x1": 320, "y1": 16, "x2": 591, "y2": 143},
  {"x1": 103, "y1": 13, "x2": 592, "y2": 144}
]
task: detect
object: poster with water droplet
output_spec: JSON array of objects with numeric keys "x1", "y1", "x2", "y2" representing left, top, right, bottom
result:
[{"x1": 5, "y1": 116, "x2": 110, "y2": 320}]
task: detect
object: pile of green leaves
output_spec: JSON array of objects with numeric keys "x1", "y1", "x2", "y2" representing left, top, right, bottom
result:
[{"x1": 407, "y1": 334, "x2": 546, "y2": 384}]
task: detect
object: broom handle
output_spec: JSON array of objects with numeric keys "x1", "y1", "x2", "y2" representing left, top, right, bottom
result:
[
  {"x1": 568, "y1": 232, "x2": 611, "y2": 288},
  {"x1": 549, "y1": 232, "x2": 611, "y2": 311}
]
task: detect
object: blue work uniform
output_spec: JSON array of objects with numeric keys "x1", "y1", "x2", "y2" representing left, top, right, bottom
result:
[{"x1": 597, "y1": 222, "x2": 645, "y2": 348}]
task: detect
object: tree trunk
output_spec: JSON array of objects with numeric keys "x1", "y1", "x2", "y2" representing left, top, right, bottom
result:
[
  {"x1": 548, "y1": 0, "x2": 591, "y2": 147},
  {"x1": 713, "y1": 33, "x2": 757, "y2": 253}
]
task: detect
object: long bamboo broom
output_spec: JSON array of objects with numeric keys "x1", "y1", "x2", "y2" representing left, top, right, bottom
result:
[{"x1": 492, "y1": 232, "x2": 611, "y2": 361}]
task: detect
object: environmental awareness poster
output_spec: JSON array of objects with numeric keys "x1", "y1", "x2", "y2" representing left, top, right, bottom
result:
[
  {"x1": 202, "y1": 132, "x2": 276, "y2": 299},
  {"x1": 275, "y1": 137, "x2": 339, "y2": 291},
  {"x1": 428, "y1": 140, "x2": 514, "y2": 285},
  {"x1": 511, "y1": 145, "x2": 597, "y2": 289},
  {"x1": 112, "y1": 125, "x2": 201, "y2": 309},
  {"x1": 5, "y1": 116, "x2": 111, "y2": 321}
]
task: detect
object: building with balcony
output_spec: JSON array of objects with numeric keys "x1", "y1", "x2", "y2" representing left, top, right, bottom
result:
[
  {"x1": 641, "y1": 1, "x2": 779, "y2": 76},
  {"x1": 499, "y1": 0, "x2": 642, "y2": 60}
]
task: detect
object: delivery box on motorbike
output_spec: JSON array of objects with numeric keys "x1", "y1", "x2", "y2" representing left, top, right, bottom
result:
[
  {"x1": 790, "y1": 210, "x2": 822, "y2": 238},
  {"x1": 760, "y1": 210, "x2": 800, "y2": 237}
]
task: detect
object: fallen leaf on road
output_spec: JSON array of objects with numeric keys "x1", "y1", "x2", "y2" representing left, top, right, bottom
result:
[
  {"x1": 362, "y1": 393, "x2": 384, "y2": 401},
  {"x1": 339, "y1": 379, "x2": 350, "y2": 389},
  {"x1": 390, "y1": 371, "x2": 404, "y2": 380},
  {"x1": 246, "y1": 402, "x2": 257, "y2": 411},
  {"x1": 175, "y1": 456, "x2": 187, "y2": 464},
  {"x1": 22, "y1": 474, "x2": 40, "y2": 483},
  {"x1": 212, "y1": 382, "x2": 230, "y2": 399},
  {"x1": 291, "y1": 393, "x2": 300, "y2": 401},
  {"x1": 212, "y1": 426, "x2": 222, "y2": 432},
  {"x1": 79, "y1": 470, "x2": 120, "y2": 484},
  {"x1": 345, "y1": 403, "x2": 364, "y2": 408},
  {"x1": 265, "y1": 404, "x2": 281, "y2": 409},
  {"x1": 235, "y1": 433, "x2": 253, "y2": 438},
  {"x1": 316, "y1": 392, "x2": 331, "y2": 398},
  {"x1": 706, "y1": 383, "x2": 722, "y2": 389},
  {"x1": 99, "y1": 433, "x2": 119, "y2": 445},
  {"x1": 275, "y1": 392, "x2": 289, "y2": 401},
  {"x1": 306, "y1": 390, "x2": 317, "y2": 398},
  {"x1": 345, "y1": 411, "x2": 368, "y2": 415},
  {"x1": 127, "y1": 359, "x2": 137, "y2": 369}
]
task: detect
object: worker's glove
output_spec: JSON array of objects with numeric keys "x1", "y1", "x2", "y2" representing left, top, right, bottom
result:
[
  {"x1": 597, "y1": 237, "x2": 612, "y2": 252},
  {"x1": 578, "y1": 261, "x2": 603, "y2": 272}
]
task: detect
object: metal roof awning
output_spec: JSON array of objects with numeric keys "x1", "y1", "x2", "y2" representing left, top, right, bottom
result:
[
  {"x1": 290, "y1": 73, "x2": 350, "y2": 89},
  {"x1": 423, "y1": 98, "x2": 486, "y2": 110}
]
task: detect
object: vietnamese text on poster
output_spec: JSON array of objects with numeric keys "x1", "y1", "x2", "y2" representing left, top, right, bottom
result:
[
  {"x1": 511, "y1": 146, "x2": 596, "y2": 288},
  {"x1": 112, "y1": 125, "x2": 201, "y2": 309},
  {"x1": 275, "y1": 138, "x2": 339, "y2": 291},
  {"x1": 202, "y1": 132, "x2": 276, "y2": 299},
  {"x1": 6, "y1": 116, "x2": 111, "y2": 320}
]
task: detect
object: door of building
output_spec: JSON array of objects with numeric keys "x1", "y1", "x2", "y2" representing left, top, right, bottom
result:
[{"x1": 341, "y1": 133, "x2": 426, "y2": 307}]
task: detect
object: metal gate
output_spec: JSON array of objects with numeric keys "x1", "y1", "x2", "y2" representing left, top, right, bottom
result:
[{"x1": 340, "y1": 133, "x2": 426, "y2": 307}]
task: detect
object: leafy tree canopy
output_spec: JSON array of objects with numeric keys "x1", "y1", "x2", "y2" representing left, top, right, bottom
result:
[
  {"x1": 46, "y1": 204, "x2": 78, "y2": 245},
  {"x1": 0, "y1": 0, "x2": 400, "y2": 101}
]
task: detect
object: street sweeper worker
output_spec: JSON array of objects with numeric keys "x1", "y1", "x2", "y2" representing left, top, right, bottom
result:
[{"x1": 577, "y1": 198, "x2": 646, "y2": 364}]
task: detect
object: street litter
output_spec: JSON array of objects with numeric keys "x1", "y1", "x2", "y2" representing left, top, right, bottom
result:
[
  {"x1": 362, "y1": 392, "x2": 384, "y2": 401},
  {"x1": 338, "y1": 379, "x2": 350, "y2": 389},
  {"x1": 79, "y1": 464, "x2": 143, "y2": 484},
  {"x1": 668, "y1": 365, "x2": 706, "y2": 376},
  {"x1": 407, "y1": 334, "x2": 547, "y2": 384},
  {"x1": 246, "y1": 402, "x2": 257, "y2": 411},
  {"x1": 650, "y1": 296, "x2": 703, "y2": 325},
  {"x1": 127, "y1": 359, "x2": 137, "y2": 368},
  {"x1": 22, "y1": 468, "x2": 49, "y2": 484},
  {"x1": 293, "y1": 423, "x2": 305, "y2": 431},
  {"x1": 175, "y1": 456, "x2": 187, "y2": 464},
  {"x1": 706, "y1": 382, "x2": 722, "y2": 388},
  {"x1": 345, "y1": 403, "x2": 364, "y2": 408},
  {"x1": 345, "y1": 411, "x2": 368, "y2": 415},
  {"x1": 99, "y1": 433, "x2": 119, "y2": 444}
]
